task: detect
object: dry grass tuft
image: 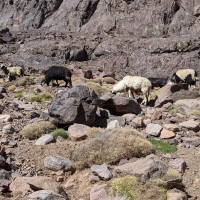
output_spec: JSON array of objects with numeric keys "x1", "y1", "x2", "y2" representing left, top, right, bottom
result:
[
  {"x1": 102, "y1": 77, "x2": 116, "y2": 84},
  {"x1": 86, "y1": 127, "x2": 103, "y2": 137},
  {"x1": 22, "y1": 121, "x2": 56, "y2": 140},
  {"x1": 107, "y1": 176, "x2": 167, "y2": 200},
  {"x1": 71, "y1": 127, "x2": 155, "y2": 168},
  {"x1": 5, "y1": 77, "x2": 35, "y2": 87},
  {"x1": 85, "y1": 82, "x2": 110, "y2": 95},
  {"x1": 7, "y1": 85, "x2": 16, "y2": 92}
]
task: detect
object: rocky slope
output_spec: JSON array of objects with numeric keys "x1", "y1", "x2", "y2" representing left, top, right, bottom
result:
[{"x1": 0, "y1": 0, "x2": 200, "y2": 79}]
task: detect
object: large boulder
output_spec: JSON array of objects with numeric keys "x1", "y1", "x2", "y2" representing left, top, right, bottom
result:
[
  {"x1": 155, "y1": 84, "x2": 189, "y2": 107},
  {"x1": 48, "y1": 85, "x2": 98, "y2": 126},
  {"x1": 173, "y1": 99, "x2": 200, "y2": 117},
  {"x1": 98, "y1": 93, "x2": 141, "y2": 115}
]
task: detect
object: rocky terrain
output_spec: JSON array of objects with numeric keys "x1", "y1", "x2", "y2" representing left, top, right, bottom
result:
[{"x1": 0, "y1": 0, "x2": 200, "y2": 200}]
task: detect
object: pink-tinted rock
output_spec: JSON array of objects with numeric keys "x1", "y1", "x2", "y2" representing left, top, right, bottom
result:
[
  {"x1": 163, "y1": 124, "x2": 179, "y2": 132},
  {"x1": 131, "y1": 117, "x2": 144, "y2": 128},
  {"x1": 9, "y1": 176, "x2": 61, "y2": 194},
  {"x1": 160, "y1": 128, "x2": 176, "y2": 139},
  {"x1": 90, "y1": 184, "x2": 108, "y2": 200},
  {"x1": 68, "y1": 123, "x2": 90, "y2": 141}
]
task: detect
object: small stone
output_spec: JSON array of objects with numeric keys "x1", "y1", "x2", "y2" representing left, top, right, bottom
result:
[
  {"x1": 167, "y1": 189, "x2": 188, "y2": 200},
  {"x1": 28, "y1": 190, "x2": 65, "y2": 200},
  {"x1": 91, "y1": 164, "x2": 112, "y2": 181},
  {"x1": 145, "y1": 123, "x2": 163, "y2": 136},
  {"x1": 179, "y1": 120, "x2": 200, "y2": 132},
  {"x1": 68, "y1": 123, "x2": 90, "y2": 141},
  {"x1": 44, "y1": 155, "x2": 72, "y2": 171},
  {"x1": 2, "y1": 124, "x2": 15, "y2": 134},
  {"x1": 56, "y1": 176, "x2": 64, "y2": 182},
  {"x1": 8, "y1": 141, "x2": 18, "y2": 148},
  {"x1": 0, "y1": 114, "x2": 12, "y2": 122},
  {"x1": 122, "y1": 114, "x2": 136, "y2": 125},
  {"x1": 131, "y1": 117, "x2": 144, "y2": 128},
  {"x1": 89, "y1": 174, "x2": 100, "y2": 184},
  {"x1": 35, "y1": 134, "x2": 55, "y2": 145},
  {"x1": 107, "y1": 120, "x2": 120, "y2": 130},
  {"x1": 163, "y1": 124, "x2": 179, "y2": 132},
  {"x1": 168, "y1": 159, "x2": 187, "y2": 174}
]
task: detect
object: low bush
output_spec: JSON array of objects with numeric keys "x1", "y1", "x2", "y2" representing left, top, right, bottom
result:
[
  {"x1": 71, "y1": 127, "x2": 155, "y2": 168},
  {"x1": 107, "y1": 176, "x2": 167, "y2": 200},
  {"x1": 22, "y1": 121, "x2": 56, "y2": 140},
  {"x1": 149, "y1": 138, "x2": 177, "y2": 154},
  {"x1": 29, "y1": 93, "x2": 53, "y2": 103},
  {"x1": 51, "y1": 129, "x2": 68, "y2": 139}
]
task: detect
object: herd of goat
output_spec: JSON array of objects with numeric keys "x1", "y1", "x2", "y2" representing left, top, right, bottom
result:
[{"x1": 0, "y1": 64, "x2": 199, "y2": 105}]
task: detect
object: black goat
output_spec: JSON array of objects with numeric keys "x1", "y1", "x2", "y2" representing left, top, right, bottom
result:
[
  {"x1": 41, "y1": 66, "x2": 72, "y2": 87},
  {"x1": 148, "y1": 77, "x2": 169, "y2": 88}
]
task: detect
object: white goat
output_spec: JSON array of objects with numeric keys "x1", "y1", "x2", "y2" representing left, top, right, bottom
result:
[
  {"x1": 111, "y1": 75, "x2": 152, "y2": 105},
  {"x1": 0, "y1": 64, "x2": 24, "y2": 81}
]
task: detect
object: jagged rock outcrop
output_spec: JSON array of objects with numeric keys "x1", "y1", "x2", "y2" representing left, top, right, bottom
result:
[{"x1": 0, "y1": 0, "x2": 200, "y2": 79}]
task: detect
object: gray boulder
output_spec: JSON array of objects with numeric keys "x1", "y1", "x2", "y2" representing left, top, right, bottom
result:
[
  {"x1": 48, "y1": 85, "x2": 98, "y2": 126},
  {"x1": 44, "y1": 155, "x2": 72, "y2": 171},
  {"x1": 114, "y1": 154, "x2": 166, "y2": 182},
  {"x1": 28, "y1": 190, "x2": 65, "y2": 200},
  {"x1": 98, "y1": 94, "x2": 141, "y2": 115}
]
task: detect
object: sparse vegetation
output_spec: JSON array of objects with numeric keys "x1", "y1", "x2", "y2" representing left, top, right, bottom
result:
[
  {"x1": 85, "y1": 82, "x2": 110, "y2": 95},
  {"x1": 71, "y1": 127, "x2": 155, "y2": 168},
  {"x1": 51, "y1": 128, "x2": 68, "y2": 139},
  {"x1": 167, "y1": 107, "x2": 179, "y2": 115},
  {"x1": 102, "y1": 77, "x2": 116, "y2": 84},
  {"x1": 5, "y1": 77, "x2": 35, "y2": 87},
  {"x1": 14, "y1": 89, "x2": 27, "y2": 98},
  {"x1": 108, "y1": 176, "x2": 137, "y2": 199},
  {"x1": 107, "y1": 176, "x2": 167, "y2": 200},
  {"x1": 149, "y1": 138, "x2": 177, "y2": 154},
  {"x1": 28, "y1": 92, "x2": 53, "y2": 102},
  {"x1": 22, "y1": 121, "x2": 56, "y2": 140}
]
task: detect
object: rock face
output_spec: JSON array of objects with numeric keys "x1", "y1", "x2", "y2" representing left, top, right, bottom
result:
[
  {"x1": 0, "y1": 0, "x2": 200, "y2": 81},
  {"x1": 48, "y1": 86, "x2": 98, "y2": 126}
]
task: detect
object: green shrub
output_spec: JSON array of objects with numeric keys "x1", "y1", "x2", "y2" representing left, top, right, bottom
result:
[
  {"x1": 51, "y1": 129, "x2": 68, "y2": 139},
  {"x1": 149, "y1": 138, "x2": 177, "y2": 154},
  {"x1": 22, "y1": 121, "x2": 56, "y2": 140},
  {"x1": 29, "y1": 93, "x2": 53, "y2": 102}
]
